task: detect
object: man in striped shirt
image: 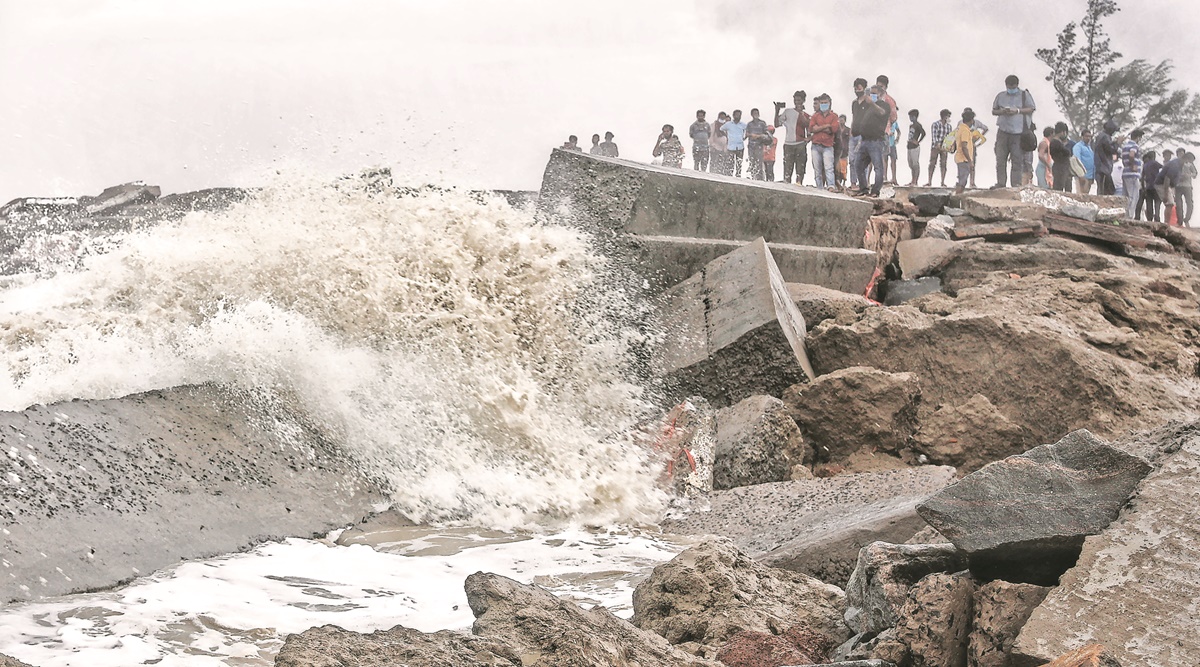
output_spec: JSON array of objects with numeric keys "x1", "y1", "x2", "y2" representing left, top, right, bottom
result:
[
  {"x1": 1120, "y1": 129, "x2": 1144, "y2": 220},
  {"x1": 925, "y1": 109, "x2": 953, "y2": 187}
]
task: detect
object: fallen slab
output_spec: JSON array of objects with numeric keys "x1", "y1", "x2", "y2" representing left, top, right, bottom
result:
[
  {"x1": 0, "y1": 385, "x2": 385, "y2": 603},
  {"x1": 539, "y1": 149, "x2": 873, "y2": 248},
  {"x1": 661, "y1": 466, "x2": 957, "y2": 585},
  {"x1": 713, "y1": 395, "x2": 808, "y2": 490},
  {"x1": 655, "y1": 238, "x2": 814, "y2": 407},
  {"x1": 916, "y1": 430, "x2": 1151, "y2": 585},
  {"x1": 1012, "y1": 426, "x2": 1200, "y2": 667},
  {"x1": 950, "y1": 220, "x2": 1045, "y2": 241},
  {"x1": 627, "y1": 234, "x2": 877, "y2": 294},
  {"x1": 786, "y1": 283, "x2": 875, "y2": 329},
  {"x1": 1043, "y1": 213, "x2": 1174, "y2": 252},
  {"x1": 954, "y1": 194, "x2": 1045, "y2": 223},
  {"x1": 896, "y1": 237, "x2": 963, "y2": 279}
]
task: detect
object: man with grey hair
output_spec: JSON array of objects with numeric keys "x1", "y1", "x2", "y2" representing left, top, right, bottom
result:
[{"x1": 991, "y1": 74, "x2": 1036, "y2": 188}]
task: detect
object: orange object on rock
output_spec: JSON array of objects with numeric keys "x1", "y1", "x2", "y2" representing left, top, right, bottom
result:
[{"x1": 1044, "y1": 644, "x2": 1123, "y2": 667}]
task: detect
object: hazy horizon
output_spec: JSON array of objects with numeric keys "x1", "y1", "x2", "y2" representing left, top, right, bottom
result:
[{"x1": 2, "y1": 0, "x2": 1197, "y2": 202}]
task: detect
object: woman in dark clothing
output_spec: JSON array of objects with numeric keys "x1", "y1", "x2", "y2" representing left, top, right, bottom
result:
[
  {"x1": 1048, "y1": 122, "x2": 1074, "y2": 193},
  {"x1": 1140, "y1": 151, "x2": 1163, "y2": 222}
]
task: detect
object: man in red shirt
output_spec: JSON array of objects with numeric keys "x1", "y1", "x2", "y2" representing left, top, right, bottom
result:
[
  {"x1": 809, "y1": 93, "x2": 840, "y2": 190},
  {"x1": 877, "y1": 75, "x2": 899, "y2": 147}
]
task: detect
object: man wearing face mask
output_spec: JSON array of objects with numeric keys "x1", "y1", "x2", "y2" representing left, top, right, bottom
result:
[
  {"x1": 775, "y1": 91, "x2": 811, "y2": 184},
  {"x1": 809, "y1": 94, "x2": 840, "y2": 190},
  {"x1": 991, "y1": 74, "x2": 1036, "y2": 188},
  {"x1": 851, "y1": 81, "x2": 890, "y2": 196}
]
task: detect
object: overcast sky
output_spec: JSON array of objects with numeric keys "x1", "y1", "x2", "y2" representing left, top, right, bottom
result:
[{"x1": 1, "y1": 0, "x2": 1197, "y2": 203}]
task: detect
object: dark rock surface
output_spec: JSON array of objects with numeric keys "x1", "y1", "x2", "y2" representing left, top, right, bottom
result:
[
  {"x1": 845, "y1": 542, "x2": 968, "y2": 635},
  {"x1": 1, "y1": 385, "x2": 385, "y2": 603},
  {"x1": 917, "y1": 430, "x2": 1151, "y2": 584},
  {"x1": 662, "y1": 467, "x2": 956, "y2": 585},
  {"x1": 909, "y1": 190, "x2": 952, "y2": 216},
  {"x1": 783, "y1": 366, "x2": 920, "y2": 464},
  {"x1": 630, "y1": 540, "x2": 847, "y2": 652}
]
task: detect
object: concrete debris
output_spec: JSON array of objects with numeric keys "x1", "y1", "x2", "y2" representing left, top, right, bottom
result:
[
  {"x1": 713, "y1": 395, "x2": 809, "y2": 489},
  {"x1": 656, "y1": 238, "x2": 814, "y2": 407},
  {"x1": 896, "y1": 237, "x2": 962, "y2": 279},
  {"x1": 844, "y1": 541, "x2": 968, "y2": 635},
  {"x1": 883, "y1": 276, "x2": 944, "y2": 305},
  {"x1": 894, "y1": 571, "x2": 975, "y2": 667},
  {"x1": 968, "y1": 580, "x2": 1050, "y2": 667},
  {"x1": 917, "y1": 430, "x2": 1151, "y2": 584}
]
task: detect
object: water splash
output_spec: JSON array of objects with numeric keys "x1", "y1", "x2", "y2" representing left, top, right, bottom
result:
[{"x1": 0, "y1": 177, "x2": 666, "y2": 528}]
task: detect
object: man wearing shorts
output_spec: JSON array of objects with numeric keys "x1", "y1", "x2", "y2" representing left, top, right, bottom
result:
[{"x1": 926, "y1": 109, "x2": 952, "y2": 187}]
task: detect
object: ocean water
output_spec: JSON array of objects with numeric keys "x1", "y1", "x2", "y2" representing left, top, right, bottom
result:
[{"x1": 0, "y1": 179, "x2": 687, "y2": 665}]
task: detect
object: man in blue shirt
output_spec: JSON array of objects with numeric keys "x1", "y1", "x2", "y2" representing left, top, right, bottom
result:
[
  {"x1": 725, "y1": 110, "x2": 748, "y2": 178},
  {"x1": 991, "y1": 74, "x2": 1036, "y2": 188}
]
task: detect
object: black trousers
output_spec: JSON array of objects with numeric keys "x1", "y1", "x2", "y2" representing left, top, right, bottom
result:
[
  {"x1": 1137, "y1": 185, "x2": 1160, "y2": 221},
  {"x1": 782, "y1": 143, "x2": 808, "y2": 184},
  {"x1": 1051, "y1": 163, "x2": 1073, "y2": 192},
  {"x1": 1095, "y1": 172, "x2": 1116, "y2": 196}
]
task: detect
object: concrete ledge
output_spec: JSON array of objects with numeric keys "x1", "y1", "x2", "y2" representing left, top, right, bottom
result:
[
  {"x1": 0, "y1": 385, "x2": 385, "y2": 603},
  {"x1": 629, "y1": 234, "x2": 877, "y2": 294},
  {"x1": 539, "y1": 149, "x2": 872, "y2": 249}
]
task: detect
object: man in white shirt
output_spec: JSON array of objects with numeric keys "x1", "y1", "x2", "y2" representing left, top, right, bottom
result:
[
  {"x1": 774, "y1": 90, "x2": 810, "y2": 184},
  {"x1": 724, "y1": 109, "x2": 748, "y2": 178}
]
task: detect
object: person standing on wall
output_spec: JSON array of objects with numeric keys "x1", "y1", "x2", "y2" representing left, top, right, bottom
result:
[
  {"x1": 775, "y1": 91, "x2": 810, "y2": 184},
  {"x1": 905, "y1": 109, "x2": 926, "y2": 187},
  {"x1": 1037, "y1": 126, "x2": 1055, "y2": 189},
  {"x1": 926, "y1": 109, "x2": 953, "y2": 187},
  {"x1": 745, "y1": 108, "x2": 771, "y2": 180},
  {"x1": 1119, "y1": 129, "x2": 1144, "y2": 219},
  {"x1": 725, "y1": 110, "x2": 748, "y2": 177},
  {"x1": 954, "y1": 108, "x2": 977, "y2": 194},
  {"x1": 809, "y1": 94, "x2": 840, "y2": 190},
  {"x1": 851, "y1": 81, "x2": 890, "y2": 197},
  {"x1": 1073, "y1": 129, "x2": 1095, "y2": 194},
  {"x1": 1049, "y1": 122, "x2": 1073, "y2": 193},
  {"x1": 1094, "y1": 119, "x2": 1120, "y2": 196},
  {"x1": 992, "y1": 74, "x2": 1036, "y2": 188},
  {"x1": 689, "y1": 110, "x2": 711, "y2": 172}
]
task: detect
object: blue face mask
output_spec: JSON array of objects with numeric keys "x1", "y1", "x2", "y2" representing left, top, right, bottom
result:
[
  {"x1": 820, "y1": 103, "x2": 830, "y2": 112},
  {"x1": 1007, "y1": 87, "x2": 1020, "y2": 95},
  {"x1": 870, "y1": 94, "x2": 879, "y2": 102}
]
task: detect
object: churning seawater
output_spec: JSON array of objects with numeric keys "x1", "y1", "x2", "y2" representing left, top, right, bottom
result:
[{"x1": 0, "y1": 179, "x2": 686, "y2": 665}]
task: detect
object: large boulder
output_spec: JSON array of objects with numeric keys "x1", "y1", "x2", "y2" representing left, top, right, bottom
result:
[
  {"x1": 909, "y1": 189, "x2": 952, "y2": 216},
  {"x1": 937, "y1": 236, "x2": 1119, "y2": 294},
  {"x1": 782, "y1": 366, "x2": 921, "y2": 464},
  {"x1": 894, "y1": 572, "x2": 975, "y2": 667},
  {"x1": 968, "y1": 581, "x2": 1050, "y2": 667},
  {"x1": 1013, "y1": 425, "x2": 1200, "y2": 667},
  {"x1": 910, "y1": 394, "x2": 1032, "y2": 473},
  {"x1": 274, "y1": 625, "x2": 521, "y2": 667},
  {"x1": 661, "y1": 467, "x2": 957, "y2": 586},
  {"x1": 466, "y1": 572, "x2": 718, "y2": 667},
  {"x1": 787, "y1": 282, "x2": 876, "y2": 330},
  {"x1": 713, "y1": 395, "x2": 809, "y2": 489},
  {"x1": 917, "y1": 430, "x2": 1151, "y2": 584},
  {"x1": 631, "y1": 540, "x2": 847, "y2": 653},
  {"x1": 844, "y1": 542, "x2": 968, "y2": 635},
  {"x1": 896, "y1": 237, "x2": 962, "y2": 279},
  {"x1": 656, "y1": 238, "x2": 814, "y2": 407}
]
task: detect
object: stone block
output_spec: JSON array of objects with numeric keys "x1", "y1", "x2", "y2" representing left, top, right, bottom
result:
[
  {"x1": 883, "y1": 277, "x2": 944, "y2": 305},
  {"x1": 968, "y1": 581, "x2": 1050, "y2": 667},
  {"x1": 661, "y1": 467, "x2": 957, "y2": 586},
  {"x1": 897, "y1": 237, "x2": 961, "y2": 279},
  {"x1": 539, "y1": 149, "x2": 873, "y2": 248},
  {"x1": 786, "y1": 283, "x2": 875, "y2": 329},
  {"x1": 917, "y1": 430, "x2": 1151, "y2": 584},
  {"x1": 1013, "y1": 430, "x2": 1200, "y2": 667},
  {"x1": 656, "y1": 238, "x2": 814, "y2": 407},
  {"x1": 713, "y1": 395, "x2": 808, "y2": 490},
  {"x1": 895, "y1": 572, "x2": 975, "y2": 667},
  {"x1": 845, "y1": 541, "x2": 968, "y2": 635},
  {"x1": 956, "y1": 195, "x2": 1044, "y2": 223},
  {"x1": 628, "y1": 234, "x2": 877, "y2": 294}
]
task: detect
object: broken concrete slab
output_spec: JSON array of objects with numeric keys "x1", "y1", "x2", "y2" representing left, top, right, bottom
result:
[
  {"x1": 950, "y1": 220, "x2": 1045, "y2": 241},
  {"x1": 955, "y1": 195, "x2": 1045, "y2": 223},
  {"x1": 661, "y1": 466, "x2": 957, "y2": 586},
  {"x1": 1012, "y1": 427, "x2": 1200, "y2": 667},
  {"x1": 937, "y1": 235, "x2": 1120, "y2": 294},
  {"x1": 0, "y1": 385, "x2": 386, "y2": 603},
  {"x1": 969, "y1": 580, "x2": 1050, "y2": 667},
  {"x1": 656, "y1": 238, "x2": 814, "y2": 407},
  {"x1": 896, "y1": 237, "x2": 963, "y2": 279},
  {"x1": 916, "y1": 430, "x2": 1151, "y2": 585},
  {"x1": 782, "y1": 366, "x2": 920, "y2": 464},
  {"x1": 909, "y1": 189, "x2": 953, "y2": 216},
  {"x1": 713, "y1": 395, "x2": 808, "y2": 489},
  {"x1": 628, "y1": 234, "x2": 877, "y2": 294},
  {"x1": 1043, "y1": 213, "x2": 1174, "y2": 253},
  {"x1": 539, "y1": 149, "x2": 873, "y2": 248},
  {"x1": 844, "y1": 542, "x2": 968, "y2": 635}
]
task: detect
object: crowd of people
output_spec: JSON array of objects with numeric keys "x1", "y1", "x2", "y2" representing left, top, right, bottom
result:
[{"x1": 560, "y1": 73, "x2": 1196, "y2": 227}]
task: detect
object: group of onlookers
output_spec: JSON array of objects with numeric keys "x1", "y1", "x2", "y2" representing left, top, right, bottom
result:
[{"x1": 558, "y1": 72, "x2": 1195, "y2": 226}]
